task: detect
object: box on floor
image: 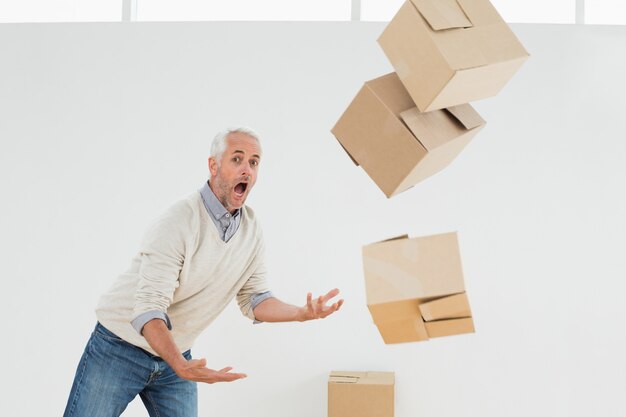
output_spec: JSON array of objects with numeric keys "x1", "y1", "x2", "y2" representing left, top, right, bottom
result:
[{"x1": 328, "y1": 371, "x2": 395, "y2": 417}]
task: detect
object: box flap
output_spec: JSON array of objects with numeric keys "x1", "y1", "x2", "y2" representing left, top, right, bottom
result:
[
  {"x1": 329, "y1": 371, "x2": 394, "y2": 385},
  {"x1": 366, "y1": 73, "x2": 419, "y2": 117},
  {"x1": 425, "y1": 317, "x2": 474, "y2": 338},
  {"x1": 368, "y1": 298, "x2": 421, "y2": 322},
  {"x1": 445, "y1": 104, "x2": 485, "y2": 130},
  {"x1": 372, "y1": 315, "x2": 429, "y2": 344},
  {"x1": 426, "y1": 12, "x2": 527, "y2": 71},
  {"x1": 457, "y1": 0, "x2": 502, "y2": 26},
  {"x1": 368, "y1": 300, "x2": 427, "y2": 344},
  {"x1": 329, "y1": 371, "x2": 364, "y2": 382},
  {"x1": 374, "y1": 234, "x2": 409, "y2": 245},
  {"x1": 363, "y1": 372, "x2": 395, "y2": 385},
  {"x1": 400, "y1": 107, "x2": 471, "y2": 151},
  {"x1": 330, "y1": 371, "x2": 364, "y2": 378},
  {"x1": 329, "y1": 376, "x2": 360, "y2": 384},
  {"x1": 419, "y1": 292, "x2": 472, "y2": 321},
  {"x1": 410, "y1": 0, "x2": 473, "y2": 31}
]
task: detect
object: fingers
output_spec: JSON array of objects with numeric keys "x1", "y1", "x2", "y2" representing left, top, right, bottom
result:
[
  {"x1": 318, "y1": 298, "x2": 345, "y2": 318},
  {"x1": 318, "y1": 305, "x2": 334, "y2": 318},
  {"x1": 308, "y1": 289, "x2": 341, "y2": 306},
  {"x1": 306, "y1": 292, "x2": 313, "y2": 311},
  {"x1": 303, "y1": 289, "x2": 343, "y2": 320},
  {"x1": 321, "y1": 288, "x2": 340, "y2": 303},
  {"x1": 182, "y1": 364, "x2": 247, "y2": 384},
  {"x1": 320, "y1": 301, "x2": 338, "y2": 318},
  {"x1": 219, "y1": 371, "x2": 247, "y2": 381},
  {"x1": 213, "y1": 367, "x2": 247, "y2": 382}
]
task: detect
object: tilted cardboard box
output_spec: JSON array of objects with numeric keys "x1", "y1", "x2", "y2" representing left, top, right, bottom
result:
[
  {"x1": 328, "y1": 371, "x2": 395, "y2": 417},
  {"x1": 378, "y1": 0, "x2": 529, "y2": 112},
  {"x1": 363, "y1": 233, "x2": 474, "y2": 344},
  {"x1": 331, "y1": 72, "x2": 485, "y2": 198}
]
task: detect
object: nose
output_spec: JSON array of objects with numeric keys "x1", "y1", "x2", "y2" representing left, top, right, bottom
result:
[{"x1": 241, "y1": 164, "x2": 251, "y2": 176}]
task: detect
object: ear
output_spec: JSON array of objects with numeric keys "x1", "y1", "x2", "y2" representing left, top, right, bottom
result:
[{"x1": 208, "y1": 157, "x2": 219, "y2": 178}]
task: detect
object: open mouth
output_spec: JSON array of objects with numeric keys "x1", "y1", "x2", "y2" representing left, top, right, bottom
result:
[{"x1": 234, "y1": 182, "x2": 248, "y2": 196}]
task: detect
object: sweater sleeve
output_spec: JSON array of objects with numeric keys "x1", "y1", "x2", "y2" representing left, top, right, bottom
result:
[
  {"x1": 236, "y1": 238, "x2": 271, "y2": 320},
  {"x1": 132, "y1": 200, "x2": 191, "y2": 324}
]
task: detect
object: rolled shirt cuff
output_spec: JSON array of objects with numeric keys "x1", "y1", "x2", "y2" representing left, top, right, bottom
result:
[
  {"x1": 131, "y1": 310, "x2": 172, "y2": 335},
  {"x1": 250, "y1": 291, "x2": 274, "y2": 324}
]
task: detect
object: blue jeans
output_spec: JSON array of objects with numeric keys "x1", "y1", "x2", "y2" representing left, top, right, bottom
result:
[{"x1": 63, "y1": 323, "x2": 197, "y2": 417}]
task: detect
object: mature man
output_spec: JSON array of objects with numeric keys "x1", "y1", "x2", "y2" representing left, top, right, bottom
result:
[{"x1": 63, "y1": 127, "x2": 343, "y2": 417}]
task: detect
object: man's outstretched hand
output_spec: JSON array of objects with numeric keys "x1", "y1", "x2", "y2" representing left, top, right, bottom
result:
[
  {"x1": 298, "y1": 288, "x2": 344, "y2": 321},
  {"x1": 174, "y1": 359, "x2": 247, "y2": 384}
]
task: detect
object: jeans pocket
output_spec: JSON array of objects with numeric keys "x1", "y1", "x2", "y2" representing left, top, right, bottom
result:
[{"x1": 94, "y1": 323, "x2": 125, "y2": 342}]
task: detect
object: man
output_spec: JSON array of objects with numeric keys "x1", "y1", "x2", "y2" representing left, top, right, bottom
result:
[{"x1": 63, "y1": 127, "x2": 343, "y2": 417}]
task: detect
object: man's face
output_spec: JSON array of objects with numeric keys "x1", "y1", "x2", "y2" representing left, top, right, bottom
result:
[{"x1": 208, "y1": 132, "x2": 261, "y2": 213}]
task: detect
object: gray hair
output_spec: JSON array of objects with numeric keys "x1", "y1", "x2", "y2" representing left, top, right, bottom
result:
[{"x1": 209, "y1": 126, "x2": 262, "y2": 179}]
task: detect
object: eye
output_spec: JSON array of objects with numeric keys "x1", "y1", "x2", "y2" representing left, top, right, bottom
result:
[
  {"x1": 251, "y1": 160, "x2": 259, "y2": 167},
  {"x1": 233, "y1": 157, "x2": 241, "y2": 163}
]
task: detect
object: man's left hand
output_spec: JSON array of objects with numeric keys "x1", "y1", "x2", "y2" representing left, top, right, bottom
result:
[{"x1": 298, "y1": 288, "x2": 344, "y2": 321}]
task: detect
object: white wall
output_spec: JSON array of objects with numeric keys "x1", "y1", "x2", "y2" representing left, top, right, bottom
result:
[{"x1": 1, "y1": 21, "x2": 625, "y2": 417}]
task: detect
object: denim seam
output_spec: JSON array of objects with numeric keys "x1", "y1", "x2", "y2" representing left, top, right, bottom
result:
[
  {"x1": 143, "y1": 389, "x2": 162, "y2": 417},
  {"x1": 66, "y1": 335, "x2": 92, "y2": 417}
]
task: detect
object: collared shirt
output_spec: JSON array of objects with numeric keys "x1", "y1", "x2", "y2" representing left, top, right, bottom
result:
[
  {"x1": 198, "y1": 180, "x2": 274, "y2": 322},
  {"x1": 199, "y1": 181, "x2": 241, "y2": 242}
]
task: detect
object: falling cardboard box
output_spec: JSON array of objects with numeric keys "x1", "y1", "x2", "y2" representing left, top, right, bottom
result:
[
  {"x1": 331, "y1": 72, "x2": 485, "y2": 198},
  {"x1": 378, "y1": 0, "x2": 529, "y2": 112},
  {"x1": 363, "y1": 232, "x2": 474, "y2": 344},
  {"x1": 328, "y1": 371, "x2": 395, "y2": 417}
]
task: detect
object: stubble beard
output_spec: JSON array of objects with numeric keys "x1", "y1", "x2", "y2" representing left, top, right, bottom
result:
[
  {"x1": 212, "y1": 167, "x2": 252, "y2": 212},
  {"x1": 215, "y1": 179, "x2": 234, "y2": 212}
]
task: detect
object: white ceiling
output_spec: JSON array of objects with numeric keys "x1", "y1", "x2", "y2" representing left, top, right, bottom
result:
[{"x1": 0, "y1": 0, "x2": 625, "y2": 24}]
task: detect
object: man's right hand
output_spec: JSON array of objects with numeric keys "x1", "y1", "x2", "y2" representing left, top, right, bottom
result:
[
  {"x1": 174, "y1": 358, "x2": 247, "y2": 384},
  {"x1": 141, "y1": 319, "x2": 246, "y2": 384}
]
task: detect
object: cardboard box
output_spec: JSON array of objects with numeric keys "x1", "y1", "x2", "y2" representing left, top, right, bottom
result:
[
  {"x1": 419, "y1": 292, "x2": 471, "y2": 321},
  {"x1": 328, "y1": 371, "x2": 394, "y2": 417},
  {"x1": 378, "y1": 0, "x2": 529, "y2": 112},
  {"x1": 332, "y1": 72, "x2": 485, "y2": 198},
  {"x1": 363, "y1": 232, "x2": 474, "y2": 343}
]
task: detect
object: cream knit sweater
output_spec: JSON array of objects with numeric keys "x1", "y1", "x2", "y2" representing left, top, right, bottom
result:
[{"x1": 96, "y1": 191, "x2": 269, "y2": 355}]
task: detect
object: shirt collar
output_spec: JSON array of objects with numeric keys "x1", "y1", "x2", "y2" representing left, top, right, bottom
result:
[{"x1": 199, "y1": 181, "x2": 240, "y2": 220}]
